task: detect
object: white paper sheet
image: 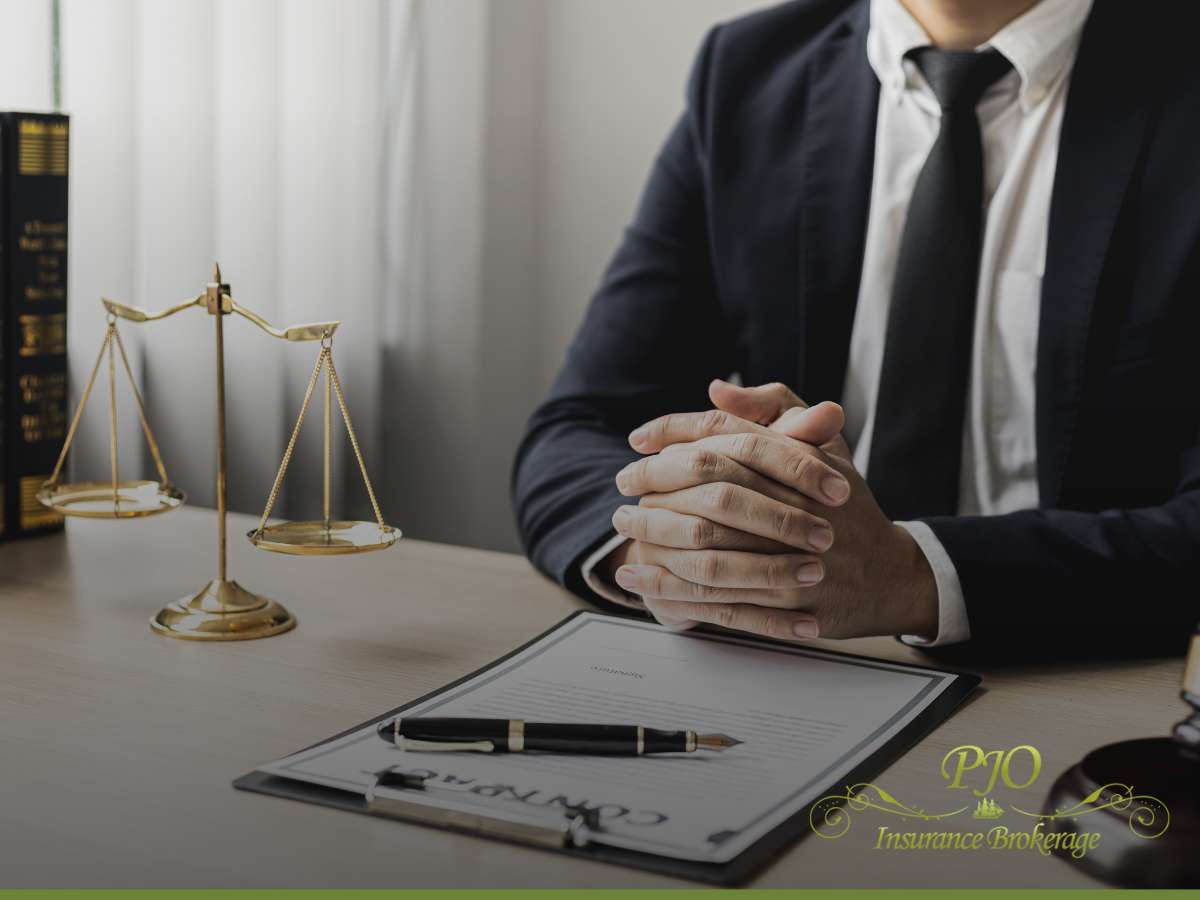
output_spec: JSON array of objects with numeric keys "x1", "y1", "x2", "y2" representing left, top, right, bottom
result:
[{"x1": 259, "y1": 613, "x2": 964, "y2": 863}]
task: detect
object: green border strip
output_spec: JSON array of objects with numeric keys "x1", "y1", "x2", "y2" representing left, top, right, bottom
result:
[{"x1": 0, "y1": 891, "x2": 1195, "y2": 899}]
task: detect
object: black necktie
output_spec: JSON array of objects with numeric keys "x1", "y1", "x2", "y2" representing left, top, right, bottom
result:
[{"x1": 866, "y1": 47, "x2": 1013, "y2": 519}]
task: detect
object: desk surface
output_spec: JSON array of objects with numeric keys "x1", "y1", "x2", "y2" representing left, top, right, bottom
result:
[{"x1": 0, "y1": 508, "x2": 1183, "y2": 887}]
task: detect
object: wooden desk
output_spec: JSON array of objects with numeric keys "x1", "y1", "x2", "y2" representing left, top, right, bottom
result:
[{"x1": 0, "y1": 508, "x2": 1184, "y2": 887}]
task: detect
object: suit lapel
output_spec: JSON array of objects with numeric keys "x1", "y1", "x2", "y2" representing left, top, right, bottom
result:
[
  {"x1": 1038, "y1": 0, "x2": 1154, "y2": 505},
  {"x1": 797, "y1": 1, "x2": 879, "y2": 404}
]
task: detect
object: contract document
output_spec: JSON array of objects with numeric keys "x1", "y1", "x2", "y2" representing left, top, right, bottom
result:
[{"x1": 251, "y1": 612, "x2": 976, "y2": 866}]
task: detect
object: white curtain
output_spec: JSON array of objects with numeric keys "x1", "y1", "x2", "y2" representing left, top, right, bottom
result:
[
  {"x1": 65, "y1": 0, "x2": 390, "y2": 527},
  {"x1": 1, "y1": 0, "x2": 765, "y2": 553},
  {"x1": 2, "y1": 0, "x2": 539, "y2": 551},
  {"x1": 0, "y1": 0, "x2": 395, "y2": 528}
]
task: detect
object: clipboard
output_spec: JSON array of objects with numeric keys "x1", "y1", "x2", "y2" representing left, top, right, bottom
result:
[{"x1": 234, "y1": 610, "x2": 979, "y2": 886}]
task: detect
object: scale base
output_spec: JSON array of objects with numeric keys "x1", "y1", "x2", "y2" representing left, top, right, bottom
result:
[
  {"x1": 150, "y1": 579, "x2": 296, "y2": 641},
  {"x1": 1044, "y1": 737, "x2": 1198, "y2": 887}
]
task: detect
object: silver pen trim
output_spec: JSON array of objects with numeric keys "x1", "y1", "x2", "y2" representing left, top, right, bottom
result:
[{"x1": 396, "y1": 736, "x2": 496, "y2": 752}]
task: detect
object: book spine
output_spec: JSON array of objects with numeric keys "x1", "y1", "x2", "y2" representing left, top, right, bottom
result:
[{"x1": 0, "y1": 112, "x2": 68, "y2": 539}]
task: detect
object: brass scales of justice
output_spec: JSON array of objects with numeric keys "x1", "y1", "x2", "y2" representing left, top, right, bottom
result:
[{"x1": 37, "y1": 265, "x2": 400, "y2": 641}]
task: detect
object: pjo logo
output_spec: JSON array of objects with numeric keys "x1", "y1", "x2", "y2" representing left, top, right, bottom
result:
[{"x1": 941, "y1": 745, "x2": 1042, "y2": 798}]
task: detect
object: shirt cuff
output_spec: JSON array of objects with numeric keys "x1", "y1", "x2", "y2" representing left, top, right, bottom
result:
[
  {"x1": 896, "y1": 520, "x2": 971, "y2": 647},
  {"x1": 580, "y1": 533, "x2": 645, "y2": 611}
]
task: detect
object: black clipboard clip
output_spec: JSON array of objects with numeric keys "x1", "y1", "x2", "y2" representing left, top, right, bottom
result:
[{"x1": 364, "y1": 766, "x2": 601, "y2": 850}]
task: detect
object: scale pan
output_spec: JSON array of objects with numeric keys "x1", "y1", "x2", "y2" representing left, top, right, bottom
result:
[
  {"x1": 247, "y1": 519, "x2": 400, "y2": 556},
  {"x1": 37, "y1": 479, "x2": 185, "y2": 519}
]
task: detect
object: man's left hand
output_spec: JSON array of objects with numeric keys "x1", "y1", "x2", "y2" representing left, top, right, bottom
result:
[{"x1": 613, "y1": 382, "x2": 938, "y2": 641}]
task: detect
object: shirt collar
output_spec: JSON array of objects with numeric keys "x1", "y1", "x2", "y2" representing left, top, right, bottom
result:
[{"x1": 867, "y1": 0, "x2": 1094, "y2": 113}]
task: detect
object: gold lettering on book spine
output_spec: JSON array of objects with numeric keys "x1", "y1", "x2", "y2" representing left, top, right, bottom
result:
[
  {"x1": 17, "y1": 119, "x2": 68, "y2": 177},
  {"x1": 17, "y1": 314, "x2": 67, "y2": 357},
  {"x1": 19, "y1": 372, "x2": 66, "y2": 443}
]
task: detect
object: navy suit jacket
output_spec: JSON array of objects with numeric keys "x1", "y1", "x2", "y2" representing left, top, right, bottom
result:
[{"x1": 511, "y1": 0, "x2": 1200, "y2": 661}]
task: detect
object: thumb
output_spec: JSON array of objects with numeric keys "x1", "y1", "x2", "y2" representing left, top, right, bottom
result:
[
  {"x1": 708, "y1": 379, "x2": 807, "y2": 425},
  {"x1": 772, "y1": 402, "x2": 851, "y2": 460}
]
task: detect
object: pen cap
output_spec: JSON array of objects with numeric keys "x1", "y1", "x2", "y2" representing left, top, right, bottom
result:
[{"x1": 378, "y1": 717, "x2": 514, "y2": 748}]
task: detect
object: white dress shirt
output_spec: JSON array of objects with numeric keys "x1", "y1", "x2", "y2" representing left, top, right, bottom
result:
[{"x1": 583, "y1": 0, "x2": 1094, "y2": 645}]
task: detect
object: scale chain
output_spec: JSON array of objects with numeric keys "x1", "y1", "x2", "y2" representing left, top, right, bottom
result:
[
  {"x1": 48, "y1": 324, "x2": 113, "y2": 486},
  {"x1": 253, "y1": 346, "x2": 328, "y2": 536},
  {"x1": 327, "y1": 352, "x2": 386, "y2": 529},
  {"x1": 110, "y1": 324, "x2": 171, "y2": 487}
]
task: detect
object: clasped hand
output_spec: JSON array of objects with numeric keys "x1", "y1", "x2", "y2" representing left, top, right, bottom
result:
[{"x1": 605, "y1": 380, "x2": 937, "y2": 641}]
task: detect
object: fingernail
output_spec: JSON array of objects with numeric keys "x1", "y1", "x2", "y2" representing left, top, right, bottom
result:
[
  {"x1": 615, "y1": 466, "x2": 632, "y2": 494},
  {"x1": 615, "y1": 565, "x2": 652, "y2": 589},
  {"x1": 810, "y1": 524, "x2": 834, "y2": 552},
  {"x1": 792, "y1": 619, "x2": 820, "y2": 639},
  {"x1": 796, "y1": 562, "x2": 823, "y2": 585},
  {"x1": 822, "y1": 476, "x2": 849, "y2": 504},
  {"x1": 629, "y1": 427, "x2": 648, "y2": 449},
  {"x1": 612, "y1": 506, "x2": 632, "y2": 531}
]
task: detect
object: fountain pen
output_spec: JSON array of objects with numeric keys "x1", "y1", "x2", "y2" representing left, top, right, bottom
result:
[{"x1": 376, "y1": 716, "x2": 742, "y2": 755}]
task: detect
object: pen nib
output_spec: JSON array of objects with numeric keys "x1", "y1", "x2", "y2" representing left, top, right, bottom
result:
[{"x1": 696, "y1": 733, "x2": 743, "y2": 751}]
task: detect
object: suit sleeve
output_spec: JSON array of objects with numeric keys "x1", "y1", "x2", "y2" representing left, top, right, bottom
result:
[
  {"x1": 919, "y1": 444, "x2": 1200, "y2": 662},
  {"x1": 511, "y1": 28, "x2": 736, "y2": 603}
]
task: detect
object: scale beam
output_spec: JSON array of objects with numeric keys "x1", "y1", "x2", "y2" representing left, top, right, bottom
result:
[
  {"x1": 101, "y1": 292, "x2": 340, "y2": 343},
  {"x1": 229, "y1": 301, "x2": 340, "y2": 342},
  {"x1": 102, "y1": 295, "x2": 204, "y2": 322}
]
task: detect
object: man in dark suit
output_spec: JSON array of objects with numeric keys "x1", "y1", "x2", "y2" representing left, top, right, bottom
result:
[{"x1": 512, "y1": 0, "x2": 1200, "y2": 659}]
